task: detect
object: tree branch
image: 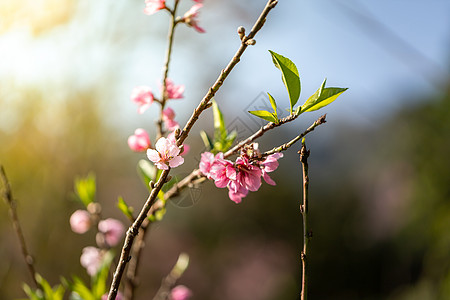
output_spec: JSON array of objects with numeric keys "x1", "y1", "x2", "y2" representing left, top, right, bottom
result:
[{"x1": 0, "y1": 165, "x2": 38, "y2": 288}]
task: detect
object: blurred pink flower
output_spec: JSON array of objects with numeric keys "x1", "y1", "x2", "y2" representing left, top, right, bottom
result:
[
  {"x1": 147, "y1": 137, "x2": 184, "y2": 170},
  {"x1": 170, "y1": 285, "x2": 192, "y2": 300},
  {"x1": 80, "y1": 247, "x2": 103, "y2": 276},
  {"x1": 98, "y1": 218, "x2": 125, "y2": 247},
  {"x1": 182, "y1": 4, "x2": 205, "y2": 33},
  {"x1": 144, "y1": 0, "x2": 166, "y2": 15},
  {"x1": 128, "y1": 128, "x2": 151, "y2": 152},
  {"x1": 131, "y1": 86, "x2": 154, "y2": 114},
  {"x1": 162, "y1": 107, "x2": 180, "y2": 131},
  {"x1": 69, "y1": 210, "x2": 91, "y2": 234},
  {"x1": 193, "y1": 0, "x2": 203, "y2": 3},
  {"x1": 162, "y1": 78, "x2": 184, "y2": 99},
  {"x1": 101, "y1": 292, "x2": 123, "y2": 300}
]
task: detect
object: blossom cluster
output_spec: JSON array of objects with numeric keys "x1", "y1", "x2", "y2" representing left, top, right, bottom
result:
[
  {"x1": 70, "y1": 210, "x2": 125, "y2": 276},
  {"x1": 199, "y1": 143, "x2": 283, "y2": 203}
]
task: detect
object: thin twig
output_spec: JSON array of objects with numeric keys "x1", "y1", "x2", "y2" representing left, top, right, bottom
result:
[
  {"x1": 262, "y1": 115, "x2": 326, "y2": 157},
  {"x1": 176, "y1": 0, "x2": 278, "y2": 146},
  {"x1": 109, "y1": 2, "x2": 278, "y2": 298},
  {"x1": 157, "y1": 1, "x2": 180, "y2": 140},
  {"x1": 224, "y1": 111, "x2": 299, "y2": 157},
  {"x1": 108, "y1": 169, "x2": 170, "y2": 300},
  {"x1": 0, "y1": 165, "x2": 38, "y2": 288},
  {"x1": 152, "y1": 253, "x2": 189, "y2": 300},
  {"x1": 299, "y1": 140, "x2": 311, "y2": 300}
]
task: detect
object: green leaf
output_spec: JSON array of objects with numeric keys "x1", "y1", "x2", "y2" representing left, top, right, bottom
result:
[
  {"x1": 299, "y1": 78, "x2": 347, "y2": 114},
  {"x1": 248, "y1": 110, "x2": 279, "y2": 124},
  {"x1": 70, "y1": 277, "x2": 95, "y2": 300},
  {"x1": 92, "y1": 250, "x2": 114, "y2": 298},
  {"x1": 267, "y1": 92, "x2": 278, "y2": 118},
  {"x1": 212, "y1": 99, "x2": 227, "y2": 141},
  {"x1": 269, "y1": 50, "x2": 301, "y2": 113},
  {"x1": 117, "y1": 196, "x2": 134, "y2": 220},
  {"x1": 137, "y1": 159, "x2": 157, "y2": 190},
  {"x1": 74, "y1": 173, "x2": 96, "y2": 207},
  {"x1": 200, "y1": 130, "x2": 214, "y2": 151}
]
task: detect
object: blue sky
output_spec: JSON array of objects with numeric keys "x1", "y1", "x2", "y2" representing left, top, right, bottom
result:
[{"x1": 0, "y1": 0, "x2": 448, "y2": 131}]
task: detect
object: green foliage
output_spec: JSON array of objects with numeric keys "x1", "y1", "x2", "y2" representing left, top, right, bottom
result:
[
  {"x1": 296, "y1": 78, "x2": 347, "y2": 115},
  {"x1": 248, "y1": 93, "x2": 279, "y2": 124},
  {"x1": 269, "y1": 50, "x2": 301, "y2": 113},
  {"x1": 137, "y1": 159, "x2": 157, "y2": 190},
  {"x1": 200, "y1": 100, "x2": 237, "y2": 153},
  {"x1": 74, "y1": 173, "x2": 96, "y2": 207},
  {"x1": 117, "y1": 196, "x2": 134, "y2": 220},
  {"x1": 22, "y1": 274, "x2": 65, "y2": 300}
]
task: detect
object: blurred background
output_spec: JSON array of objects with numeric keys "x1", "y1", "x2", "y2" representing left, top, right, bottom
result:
[{"x1": 0, "y1": 0, "x2": 449, "y2": 299}]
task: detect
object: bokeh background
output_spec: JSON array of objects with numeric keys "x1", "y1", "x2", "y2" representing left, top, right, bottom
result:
[{"x1": 1, "y1": 0, "x2": 449, "y2": 299}]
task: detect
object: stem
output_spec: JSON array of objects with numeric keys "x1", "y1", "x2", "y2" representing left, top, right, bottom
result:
[
  {"x1": 0, "y1": 165, "x2": 38, "y2": 288},
  {"x1": 157, "y1": 2, "x2": 180, "y2": 139},
  {"x1": 125, "y1": 4, "x2": 181, "y2": 298},
  {"x1": 262, "y1": 115, "x2": 326, "y2": 157},
  {"x1": 299, "y1": 140, "x2": 311, "y2": 300},
  {"x1": 111, "y1": 2, "x2": 279, "y2": 298},
  {"x1": 152, "y1": 253, "x2": 189, "y2": 300},
  {"x1": 108, "y1": 169, "x2": 170, "y2": 300},
  {"x1": 223, "y1": 110, "x2": 298, "y2": 157},
  {"x1": 176, "y1": 0, "x2": 278, "y2": 147}
]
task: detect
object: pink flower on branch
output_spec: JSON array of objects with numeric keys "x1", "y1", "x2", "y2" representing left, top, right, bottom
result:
[
  {"x1": 162, "y1": 107, "x2": 180, "y2": 131},
  {"x1": 69, "y1": 210, "x2": 91, "y2": 234},
  {"x1": 131, "y1": 86, "x2": 154, "y2": 114},
  {"x1": 261, "y1": 152, "x2": 283, "y2": 185},
  {"x1": 98, "y1": 218, "x2": 125, "y2": 247},
  {"x1": 170, "y1": 285, "x2": 193, "y2": 300},
  {"x1": 198, "y1": 144, "x2": 283, "y2": 203},
  {"x1": 128, "y1": 128, "x2": 151, "y2": 152},
  {"x1": 144, "y1": 0, "x2": 166, "y2": 15},
  {"x1": 162, "y1": 78, "x2": 184, "y2": 99},
  {"x1": 147, "y1": 137, "x2": 184, "y2": 170},
  {"x1": 182, "y1": 4, "x2": 205, "y2": 33}
]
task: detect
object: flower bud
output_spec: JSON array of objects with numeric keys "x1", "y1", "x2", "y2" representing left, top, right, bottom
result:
[{"x1": 69, "y1": 210, "x2": 91, "y2": 234}]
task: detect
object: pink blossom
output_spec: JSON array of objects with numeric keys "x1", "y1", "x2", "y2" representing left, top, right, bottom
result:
[
  {"x1": 80, "y1": 247, "x2": 103, "y2": 276},
  {"x1": 144, "y1": 0, "x2": 166, "y2": 15},
  {"x1": 69, "y1": 210, "x2": 91, "y2": 234},
  {"x1": 127, "y1": 128, "x2": 151, "y2": 152},
  {"x1": 182, "y1": 4, "x2": 205, "y2": 33},
  {"x1": 167, "y1": 131, "x2": 190, "y2": 156},
  {"x1": 98, "y1": 218, "x2": 124, "y2": 247},
  {"x1": 199, "y1": 152, "x2": 216, "y2": 179},
  {"x1": 227, "y1": 180, "x2": 248, "y2": 204},
  {"x1": 261, "y1": 153, "x2": 283, "y2": 186},
  {"x1": 192, "y1": 0, "x2": 203, "y2": 3},
  {"x1": 162, "y1": 78, "x2": 185, "y2": 99},
  {"x1": 162, "y1": 107, "x2": 180, "y2": 131},
  {"x1": 131, "y1": 86, "x2": 154, "y2": 114},
  {"x1": 170, "y1": 285, "x2": 192, "y2": 300},
  {"x1": 234, "y1": 156, "x2": 262, "y2": 192},
  {"x1": 147, "y1": 137, "x2": 184, "y2": 170},
  {"x1": 102, "y1": 292, "x2": 123, "y2": 300},
  {"x1": 209, "y1": 154, "x2": 236, "y2": 188}
]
